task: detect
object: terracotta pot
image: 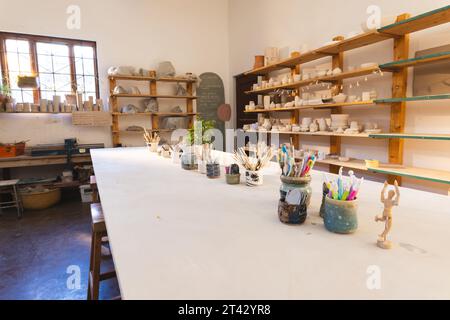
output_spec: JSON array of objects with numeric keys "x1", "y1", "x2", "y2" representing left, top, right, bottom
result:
[{"x1": 253, "y1": 55, "x2": 265, "y2": 69}]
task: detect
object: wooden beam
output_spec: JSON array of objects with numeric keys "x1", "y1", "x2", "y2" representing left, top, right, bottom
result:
[
  {"x1": 388, "y1": 13, "x2": 410, "y2": 185},
  {"x1": 329, "y1": 50, "x2": 344, "y2": 174}
]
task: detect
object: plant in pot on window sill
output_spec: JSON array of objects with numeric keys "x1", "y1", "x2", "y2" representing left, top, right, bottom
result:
[
  {"x1": 234, "y1": 142, "x2": 273, "y2": 187},
  {"x1": 0, "y1": 84, "x2": 12, "y2": 113}
]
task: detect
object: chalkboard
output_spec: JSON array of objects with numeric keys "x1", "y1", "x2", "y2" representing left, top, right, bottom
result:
[{"x1": 196, "y1": 73, "x2": 225, "y2": 149}]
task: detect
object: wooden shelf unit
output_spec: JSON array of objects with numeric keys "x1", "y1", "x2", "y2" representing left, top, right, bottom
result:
[
  {"x1": 109, "y1": 75, "x2": 197, "y2": 147},
  {"x1": 239, "y1": 5, "x2": 450, "y2": 189}
]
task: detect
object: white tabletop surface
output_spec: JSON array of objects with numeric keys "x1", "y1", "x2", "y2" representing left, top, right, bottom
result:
[{"x1": 91, "y1": 147, "x2": 450, "y2": 300}]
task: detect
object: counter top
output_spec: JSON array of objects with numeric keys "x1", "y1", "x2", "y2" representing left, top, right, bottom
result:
[{"x1": 91, "y1": 147, "x2": 450, "y2": 300}]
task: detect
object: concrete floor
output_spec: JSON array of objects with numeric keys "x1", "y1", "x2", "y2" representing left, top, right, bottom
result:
[{"x1": 0, "y1": 193, "x2": 120, "y2": 300}]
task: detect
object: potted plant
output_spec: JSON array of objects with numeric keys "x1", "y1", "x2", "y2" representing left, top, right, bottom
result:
[
  {"x1": 185, "y1": 117, "x2": 216, "y2": 172},
  {"x1": 0, "y1": 83, "x2": 12, "y2": 112}
]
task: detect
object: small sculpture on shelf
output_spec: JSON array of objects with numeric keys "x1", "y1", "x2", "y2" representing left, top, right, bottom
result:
[{"x1": 375, "y1": 181, "x2": 400, "y2": 250}]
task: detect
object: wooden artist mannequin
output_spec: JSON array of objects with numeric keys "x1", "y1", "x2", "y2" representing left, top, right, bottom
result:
[{"x1": 375, "y1": 180, "x2": 400, "y2": 249}]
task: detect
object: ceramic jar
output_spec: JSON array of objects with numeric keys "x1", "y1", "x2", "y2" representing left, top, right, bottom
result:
[
  {"x1": 319, "y1": 182, "x2": 329, "y2": 218},
  {"x1": 246, "y1": 170, "x2": 263, "y2": 186},
  {"x1": 181, "y1": 153, "x2": 198, "y2": 171},
  {"x1": 198, "y1": 160, "x2": 207, "y2": 174},
  {"x1": 206, "y1": 163, "x2": 221, "y2": 179},
  {"x1": 147, "y1": 142, "x2": 158, "y2": 153},
  {"x1": 278, "y1": 175, "x2": 312, "y2": 224},
  {"x1": 172, "y1": 151, "x2": 181, "y2": 164},
  {"x1": 323, "y1": 197, "x2": 358, "y2": 234},
  {"x1": 226, "y1": 174, "x2": 241, "y2": 185}
]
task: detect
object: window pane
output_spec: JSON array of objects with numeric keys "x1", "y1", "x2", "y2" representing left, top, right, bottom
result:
[
  {"x1": 74, "y1": 46, "x2": 93, "y2": 59},
  {"x1": 5, "y1": 39, "x2": 18, "y2": 52},
  {"x1": 37, "y1": 54, "x2": 53, "y2": 73},
  {"x1": 36, "y1": 43, "x2": 52, "y2": 55},
  {"x1": 10, "y1": 90, "x2": 22, "y2": 102},
  {"x1": 6, "y1": 52, "x2": 19, "y2": 71},
  {"x1": 83, "y1": 59, "x2": 95, "y2": 76},
  {"x1": 18, "y1": 54, "x2": 32, "y2": 73},
  {"x1": 8, "y1": 72, "x2": 20, "y2": 89},
  {"x1": 54, "y1": 74, "x2": 72, "y2": 92},
  {"x1": 75, "y1": 58, "x2": 83, "y2": 75},
  {"x1": 53, "y1": 56, "x2": 71, "y2": 74},
  {"x1": 40, "y1": 90, "x2": 54, "y2": 101},
  {"x1": 51, "y1": 44, "x2": 69, "y2": 57},
  {"x1": 21, "y1": 90, "x2": 34, "y2": 103},
  {"x1": 39, "y1": 73, "x2": 55, "y2": 91},
  {"x1": 16, "y1": 40, "x2": 30, "y2": 54},
  {"x1": 84, "y1": 76, "x2": 96, "y2": 93},
  {"x1": 76, "y1": 76, "x2": 85, "y2": 92}
]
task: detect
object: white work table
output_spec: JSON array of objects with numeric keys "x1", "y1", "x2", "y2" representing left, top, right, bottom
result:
[{"x1": 91, "y1": 147, "x2": 450, "y2": 300}]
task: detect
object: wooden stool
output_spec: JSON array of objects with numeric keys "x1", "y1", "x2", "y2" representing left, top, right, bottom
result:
[
  {"x1": 0, "y1": 179, "x2": 23, "y2": 219},
  {"x1": 87, "y1": 203, "x2": 116, "y2": 300}
]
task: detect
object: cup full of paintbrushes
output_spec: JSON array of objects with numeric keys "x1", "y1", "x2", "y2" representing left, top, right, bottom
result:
[
  {"x1": 323, "y1": 168, "x2": 363, "y2": 234},
  {"x1": 143, "y1": 129, "x2": 160, "y2": 153},
  {"x1": 277, "y1": 145, "x2": 316, "y2": 224},
  {"x1": 234, "y1": 144, "x2": 273, "y2": 187}
]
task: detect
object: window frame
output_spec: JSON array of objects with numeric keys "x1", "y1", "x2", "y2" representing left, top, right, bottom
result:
[{"x1": 0, "y1": 31, "x2": 100, "y2": 103}]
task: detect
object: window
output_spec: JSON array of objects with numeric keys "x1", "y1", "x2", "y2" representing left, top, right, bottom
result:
[{"x1": 0, "y1": 32, "x2": 99, "y2": 104}]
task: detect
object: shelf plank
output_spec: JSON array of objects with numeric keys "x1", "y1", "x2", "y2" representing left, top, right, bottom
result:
[
  {"x1": 298, "y1": 100, "x2": 375, "y2": 110},
  {"x1": 111, "y1": 94, "x2": 197, "y2": 99},
  {"x1": 244, "y1": 31, "x2": 394, "y2": 76},
  {"x1": 379, "y1": 5, "x2": 450, "y2": 36},
  {"x1": 316, "y1": 31, "x2": 394, "y2": 55},
  {"x1": 369, "y1": 165, "x2": 450, "y2": 185},
  {"x1": 380, "y1": 51, "x2": 450, "y2": 71},
  {"x1": 245, "y1": 66, "x2": 380, "y2": 95},
  {"x1": 108, "y1": 75, "x2": 197, "y2": 83},
  {"x1": 244, "y1": 130, "x2": 370, "y2": 138},
  {"x1": 245, "y1": 51, "x2": 328, "y2": 76},
  {"x1": 375, "y1": 94, "x2": 450, "y2": 103},
  {"x1": 369, "y1": 133, "x2": 450, "y2": 140},
  {"x1": 316, "y1": 159, "x2": 368, "y2": 171},
  {"x1": 114, "y1": 128, "x2": 176, "y2": 134},
  {"x1": 112, "y1": 112, "x2": 197, "y2": 117},
  {"x1": 244, "y1": 101, "x2": 375, "y2": 113},
  {"x1": 153, "y1": 112, "x2": 197, "y2": 117}
]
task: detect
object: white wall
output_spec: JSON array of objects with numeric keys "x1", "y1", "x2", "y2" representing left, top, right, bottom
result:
[
  {"x1": 0, "y1": 0, "x2": 230, "y2": 147},
  {"x1": 228, "y1": 0, "x2": 450, "y2": 194}
]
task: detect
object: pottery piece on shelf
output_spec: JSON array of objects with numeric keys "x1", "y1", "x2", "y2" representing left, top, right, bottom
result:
[
  {"x1": 144, "y1": 98, "x2": 159, "y2": 113},
  {"x1": 121, "y1": 104, "x2": 139, "y2": 114},
  {"x1": 157, "y1": 61, "x2": 176, "y2": 77},
  {"x1": 113, "y1": 86, "x2": 128, "y2": 95},
  {"x1": 264, "y1": 47, "x2": 279, "y2": 66},
  {"x1": 333, "y1": 93, "x2": 347, "y2": 104},
  {"x1": 175, "y1": 83, "x2": 187, "y2": 96},
  {"x1": 309, "y1": 121, "x2": 319, "y2": 133},
  {"x1": 332, "y1": 68, "x2": 342, "y2": 75},
  {"x1": 108, "y1": 66, "x2": 136, "y2": 76},
  {"x1": 254, "y1": 55, "x2": 265, "y2": 69}
]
